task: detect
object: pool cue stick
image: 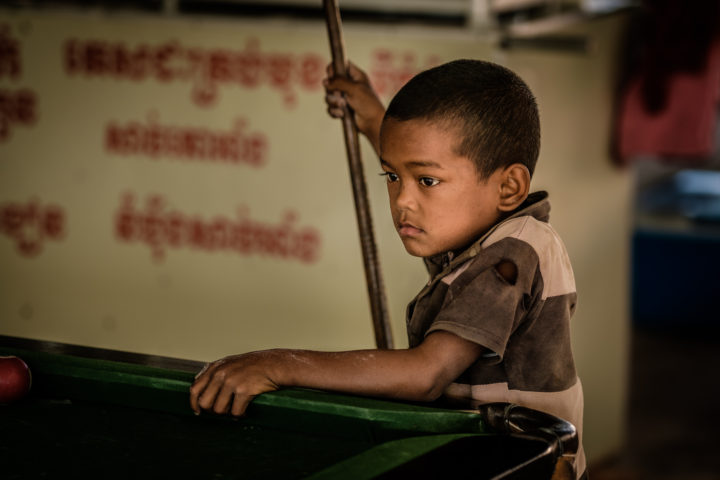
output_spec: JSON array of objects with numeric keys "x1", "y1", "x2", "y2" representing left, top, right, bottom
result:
[{"x1": 323, "y1": 0, "x2": 394, "y2": 350}]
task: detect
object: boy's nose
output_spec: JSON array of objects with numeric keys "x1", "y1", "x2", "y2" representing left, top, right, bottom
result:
[{"x1": 394, "y1": 184, "x2": 416, "y2": 211}]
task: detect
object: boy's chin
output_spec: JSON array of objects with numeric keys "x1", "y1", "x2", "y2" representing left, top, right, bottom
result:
[{"x1": 400, "y1": 241, "x2": 442, "y2": 258}]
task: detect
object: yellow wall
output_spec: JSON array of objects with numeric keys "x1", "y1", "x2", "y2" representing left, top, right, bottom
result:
[{"x1": 0, "y1": 8, "x2": 631, "y2": 463}]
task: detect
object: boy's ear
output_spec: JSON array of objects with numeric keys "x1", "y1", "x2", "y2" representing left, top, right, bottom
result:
[{"x1": 497, "y1": 164, "x2": 530, "y2": 212}]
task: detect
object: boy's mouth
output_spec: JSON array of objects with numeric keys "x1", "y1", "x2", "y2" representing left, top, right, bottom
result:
[{"x1": 397, "y1": 222, "x2": 424, "y2": 237}]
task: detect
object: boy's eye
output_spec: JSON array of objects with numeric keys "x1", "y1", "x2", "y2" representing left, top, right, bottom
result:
[
  {"x1": 380, "y1": 172, "x2": 399, "y2": 182},
  {"x1": 419, "y1": 177, "x2": 439, "y2": 187}
]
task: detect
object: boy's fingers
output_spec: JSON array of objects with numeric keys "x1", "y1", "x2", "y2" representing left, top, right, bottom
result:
[
  {"x1": 326, "y1": 61, "x2": 363, "y2": 80},
  {"x1": 323, "y1": 75, "x2": 354, "y2": 93},
  {"x1": 189, "y1": 387, "x2": 201, "y2": 413},
  {"x1": 325, "y1": 91, "x2": 347, "y2": 118},
  {"x1": 189, "y1": 366, "x2": 214, "y2": 412},
  {"x1": 231, "y1": 393, "x2": 254, "y2": 417},
  {"x1": 346, "y1": 61, "x2": 367, "y2": 82},
  {"x1": 327, "y1": 106, "x2": 345, "y2": 118},
  {"x1": 324, "y1": 61, "x2": 368, "y2": 87},
  {"x1": 210, "y1": 383, "x2": 235, "y2": 415},
  {"x1": 194, "y1": 362, "x2": 210, "y2": 379},
  {"x1": 325, "y1": 91, "x2": 346, "y2": 107},
  {"x1": 196, "y1": 372, "x2": 225, "y2": 412}
]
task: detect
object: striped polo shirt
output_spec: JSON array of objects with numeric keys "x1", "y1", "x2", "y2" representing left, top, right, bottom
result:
[{"x1": 406, "y1": 191, "x2": 585, "y2": 477}]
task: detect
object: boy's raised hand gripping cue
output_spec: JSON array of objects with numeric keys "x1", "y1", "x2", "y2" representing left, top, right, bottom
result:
[{"x1": 323, "y1": 62, "x2": 385, "y2": 156}]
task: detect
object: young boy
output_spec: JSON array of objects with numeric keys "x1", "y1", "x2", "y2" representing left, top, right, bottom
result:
[{"x1": 190, "y1": 59, "x2": 586, "y2": 478}]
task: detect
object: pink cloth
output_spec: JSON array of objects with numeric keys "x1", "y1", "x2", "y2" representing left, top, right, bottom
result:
[{"x1": 617, "y1": 39, "x2": 720, "y2": 163}]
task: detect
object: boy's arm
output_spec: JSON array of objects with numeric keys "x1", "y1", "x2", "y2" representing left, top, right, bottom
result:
[
  {"x1": 323, "y1": 62, "x2": 385, "y2": 157},
  {"x1": 189, "y1": 331, "x2": 482, "y2": 416}
]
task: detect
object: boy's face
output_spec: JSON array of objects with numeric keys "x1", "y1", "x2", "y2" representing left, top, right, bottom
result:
[{"x1": 379, "y1": 118, "x2": 505, "y2": 258}]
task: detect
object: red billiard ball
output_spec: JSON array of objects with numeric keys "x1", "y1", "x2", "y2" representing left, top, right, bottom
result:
[{"x1": 0, "y1": 355, "x2": 32, "y2": 404}]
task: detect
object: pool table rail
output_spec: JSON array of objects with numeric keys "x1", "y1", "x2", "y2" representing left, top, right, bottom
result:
[{"x1": 0, "y1": 335, "x2": 578, "y2": 479}]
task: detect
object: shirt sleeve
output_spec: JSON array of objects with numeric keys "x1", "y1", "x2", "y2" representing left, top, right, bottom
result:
[{"x1": 426, "y1": 237, "x2": 541, "y2": 360}]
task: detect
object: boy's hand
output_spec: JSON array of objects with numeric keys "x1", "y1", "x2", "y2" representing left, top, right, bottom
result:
[
  {"x1": 189, "y1": 351, "x2": 280, "y2": 417},
  {"x1": 323, "y1": 62, "x2": 385, "y2": 156}
]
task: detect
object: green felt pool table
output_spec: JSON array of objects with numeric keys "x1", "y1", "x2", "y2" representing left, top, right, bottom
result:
[{"x1": 0, "y1": 335, "x2": 578, "y2": 479}]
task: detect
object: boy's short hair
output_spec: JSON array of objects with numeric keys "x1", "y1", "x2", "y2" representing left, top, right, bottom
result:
[{"x1": 383, "y1": 59, "x2": 540, "y2": 179}]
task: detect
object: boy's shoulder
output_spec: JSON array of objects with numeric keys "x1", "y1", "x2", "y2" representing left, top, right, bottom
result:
[
  {"x1": 424, "y1": 191, "x2": 574, "y2": 289},
  {"x1": 482, "y1": 192, "x2": 566, "y2": 258},
  {"x1": 464, "y1": 191, "x2": 575, "y2": 299},
  {"x1": 437, "y1": 191, "x2": 573, "y2": 288}
]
